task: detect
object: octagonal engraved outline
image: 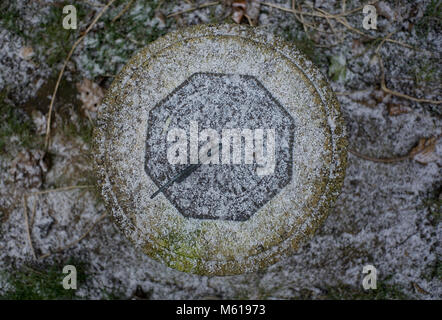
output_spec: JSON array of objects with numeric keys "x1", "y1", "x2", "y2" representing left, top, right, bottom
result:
[{"x1": 144, "y1": 72, "x2": 295, "y2": 221}]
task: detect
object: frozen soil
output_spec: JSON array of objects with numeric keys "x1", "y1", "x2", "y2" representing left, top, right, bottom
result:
[{"x1": 0, "y1": 0, "x2": 441, "y2": 299}]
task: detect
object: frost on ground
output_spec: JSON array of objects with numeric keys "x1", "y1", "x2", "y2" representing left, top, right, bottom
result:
[{"x1": 0, "y1": 0, "x2": 441, "y2": 299}]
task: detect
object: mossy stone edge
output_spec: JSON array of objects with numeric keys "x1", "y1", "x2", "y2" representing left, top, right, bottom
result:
[{"x1": 93, "y1": 24, "x2": 348, "y2": 276}]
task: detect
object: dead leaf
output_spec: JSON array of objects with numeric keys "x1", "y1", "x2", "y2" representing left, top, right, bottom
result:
[
  {"x1": 76, "y1": 79, "x2": 105, "y2": 115},
  {"x1": 409, "y1": 137, "x2": 439, "y2": 165},
  {"x1": 232, "y1": 0, "x2": 246, "y2": 24},
  {"x1": 387, "y1": 103, "x2": 411, "y2": 116},
  {"x1": 20, "y1": 46, "x2": 34, "y2": 60},
  {"x1": 412, "y1": 282, "x2": 429, "y2": 295}
]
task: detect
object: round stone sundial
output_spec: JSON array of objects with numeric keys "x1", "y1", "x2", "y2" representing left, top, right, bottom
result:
[{"x1": 94, "y1": 24, "x2": 347, "y2": 276}]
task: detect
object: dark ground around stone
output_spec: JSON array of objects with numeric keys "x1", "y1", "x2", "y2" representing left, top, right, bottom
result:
[{"x1": 0, "y1": 0, "x2": 440, "y2": 299}]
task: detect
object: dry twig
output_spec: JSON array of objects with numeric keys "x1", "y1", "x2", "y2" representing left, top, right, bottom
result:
[
  {"x1": 44, "y1": 0, "x2": 117, "y2": 150},
  {"x1": 22, "y1": 195, "x2": 37, "y2": 260},
  {"x1": 30, "y1": 185, "x2": 93, "y2": 196},
  {"x1": 112, "y1": 0, "x2": 135, "y2": 23},
  {"x1": 377, "y1": 54, "x2": 442, "y2": 104},
  {"x1": 259, "y1": 1, "x2": 378, "y2": 18},
  {"x1": 261, "y1": 1, "x2": 439, "y2": 104},
  {"x1": 349, "y1": 135, "x2": 441, "y2": 163},
  {"x1": 375, "y1": 31, "x2": 395, "y2": 54},
  {"x1": 262, "y1": 1, "x2": 413, "y2": 50},
  {"x1": 30, "y1": 197, "x2": 37, "y2": 229},
  {"x1": 349, "y1": 149, "x2": 410, "y2": 163}
]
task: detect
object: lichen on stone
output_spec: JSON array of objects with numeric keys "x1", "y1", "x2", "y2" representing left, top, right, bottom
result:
[{"x1": 93, "y1": 24, "x2": 347, "y2": 276}]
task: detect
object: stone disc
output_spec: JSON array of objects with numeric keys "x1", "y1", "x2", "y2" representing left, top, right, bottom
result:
[{"x1": 93, "y1": 24, "x2": 347, "y2": 276}]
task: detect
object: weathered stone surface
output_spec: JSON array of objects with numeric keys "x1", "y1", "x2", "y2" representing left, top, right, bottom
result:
[
  {"x1": 94, "y1": 24, "x2": 347, "y2": 275},
  {"x1": 145, "y1": 72, "x2": 294, "y2": 221}
]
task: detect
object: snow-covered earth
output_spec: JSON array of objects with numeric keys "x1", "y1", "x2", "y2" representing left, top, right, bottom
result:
[{"x1": 0, "y1": 0, "x2": 440, "y2": 299}]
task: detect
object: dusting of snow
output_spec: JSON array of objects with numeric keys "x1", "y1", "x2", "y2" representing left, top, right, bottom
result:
[
  {"x1": 94, "y1": 24, "x2": 347, "y2": 275},
  {"x1": 0, "y1": 0, "x2": 440, "y2": 300}
]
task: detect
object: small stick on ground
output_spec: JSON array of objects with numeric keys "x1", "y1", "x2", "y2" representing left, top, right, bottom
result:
[
  {"x1": 22, "y1": 195, "x2": 37, "y2": 260},
  {"x1": 259, "y1": 1, "x2": 378, "y2": 18},
  {"x1": 260, "y1": 1, "x2": 326, "y2": 17},
  {"x1": 44, "y1": 0, "x2": 117, "y2": 150},
  {"x1": 30, "y1": 197, "x2": 37, "y2": 229},
  {"x1": 326, "y1": 12, "x2": 413, "y2": 50},
  {"x1": 349, "y1": 149, "x2": 411, "y2": 163},
  {"x1": 268, "y1": 1, "x2": 436, "y2": 101},
  {"x1": 244, "y1": 14, "x2": 254, "y2": 26},
  {"x1": 377, "y1": 54, "x2": 442, "y2": 104},
  {"x1": 112, "y1": 0, "x2": 135, "y2": 23},
  {"x1": 266, "y1": 2, "x2": 414, "y2": 51},
  {"x1": 324, "y1": 11, "x2": 341, "y2": 41},
  {"x1": 375, "y1": 31, "x2": 395, "y2": 54},
  {"x1": 315, "y1": 7, "x2": 344, "y2": 45},
  {"x1": 298, "y1": 3, "x2": 310, "y2": 38},
  {"x1": 39, "y1": 213, "x2": 107, "y2": 260},
  {"x1": 291, "y1": 0, "x2": 302, "y2": 25},
  {"x1": 349, "y1": 135, "x2": 441, "y2": 163},
  {"x1": 30, "y1": 185, "x2": 94, "y2": 196}
]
